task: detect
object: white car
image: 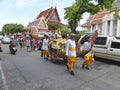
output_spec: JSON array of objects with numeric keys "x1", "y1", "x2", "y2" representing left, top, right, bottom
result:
[
  {"x1": 78, "y1": 34, "x2": 120, "y2": 62},
  {"x1": 0, "y1": 35, "x2": 3, "y2": 40},
  {"x1": 2, "y1": 37, "x2": 11, "y2": 44}
]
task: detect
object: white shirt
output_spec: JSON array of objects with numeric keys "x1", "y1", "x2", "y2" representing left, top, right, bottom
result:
[
  {"x1": 82, "y1": 41, "x2": 91, "y2": 51},
  {"x1": 42, "y1": 38, "x2": 49, "y2": 50},
  {"x1": 65, "y1": 39, "x2": 76, "y2": 57},
  {"x1": 26, "y1": 40, "x2": 30, "y2": 46}
]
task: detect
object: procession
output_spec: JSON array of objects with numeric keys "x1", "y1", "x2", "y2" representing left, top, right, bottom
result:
[
  {"x1": 6, "y1": 30, "x2": 98, "y2": 76},
  {"x1": 0, "y1": 0, "x2": 120, "y2": 90}
]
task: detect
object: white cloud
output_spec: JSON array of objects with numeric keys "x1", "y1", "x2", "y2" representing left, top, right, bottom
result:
[{"x1": 17, "y1": 0, "x2": 26, "y2": 7}]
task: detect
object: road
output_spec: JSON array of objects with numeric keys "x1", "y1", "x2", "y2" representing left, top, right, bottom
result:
[{"x1": 0, "y1": 44, "x2": 120, "y2": 90}]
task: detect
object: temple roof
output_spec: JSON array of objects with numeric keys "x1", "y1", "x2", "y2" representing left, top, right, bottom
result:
[
  {"x1": 27, "y1": 16, "x2": 48, "y2": 29},
  {"x1": 35, "y1": 6, "x2": 60, "y2": 22},
  {"x1": 81, "y1": 10, "x2": 109, "y2": 27},
  {"x1": 28, "y1": 19, "x2": 40, "y2": 27}
]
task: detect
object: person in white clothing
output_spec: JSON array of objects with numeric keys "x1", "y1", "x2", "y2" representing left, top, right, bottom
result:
[
  {"x1": 42, "y1": 34, "x2": 49, "y2": 59},
  {"x1": 81, "y1": 36, "x2": 93, "y2": 70},
  {"x1": 81, "y1": 40, "x2": 92, "y2": 51},
  {"x1": 65, "y1": 33, "x2": 76, "y2": 75}
]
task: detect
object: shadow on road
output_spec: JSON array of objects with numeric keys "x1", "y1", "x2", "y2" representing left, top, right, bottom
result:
[
  {"x1": 95, "y1": 57, "x2": 120, "y2": 66},
  {"x1": 53, "y1": 59, "x2": 66, "y2": 66}
]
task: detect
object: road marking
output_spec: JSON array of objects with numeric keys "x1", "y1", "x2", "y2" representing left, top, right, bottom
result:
[{"x1": 0, "y1": 61, "x2": 9, "y2": 90}]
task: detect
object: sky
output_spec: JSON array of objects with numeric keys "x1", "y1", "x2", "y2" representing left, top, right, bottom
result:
[{"x1": 0, "y1": 0, "x2": 89, "y2": 31}]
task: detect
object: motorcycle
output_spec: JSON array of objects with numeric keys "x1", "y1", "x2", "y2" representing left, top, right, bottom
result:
[{"x1": 9, "y1": 45, "x2": 17, "y2": 54}]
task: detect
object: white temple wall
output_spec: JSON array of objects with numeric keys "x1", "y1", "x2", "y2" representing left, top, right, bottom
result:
[{"x1": 113, "y1": 20, "x2": 117, "y2": 36}]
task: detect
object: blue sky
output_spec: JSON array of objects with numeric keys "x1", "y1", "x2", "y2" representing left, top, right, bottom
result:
[{"x1": 0, "y1": 0, "x2": 89, "y2": 30}]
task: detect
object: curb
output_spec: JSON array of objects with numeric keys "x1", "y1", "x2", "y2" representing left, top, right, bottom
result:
[{"x1": 0, "y1": 60, "x2": 9, "y2": 90}]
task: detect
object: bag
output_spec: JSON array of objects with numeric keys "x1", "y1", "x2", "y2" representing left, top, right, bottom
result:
[
  {"x1": 0, "y1": 47, "x2": 3, "y2": 52},
  {"x1": 79, "y1": 50, "x2": 89, "y2": 58}
]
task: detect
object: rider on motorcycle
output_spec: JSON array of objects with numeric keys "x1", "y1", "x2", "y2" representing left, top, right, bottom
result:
[
  {"x1": 9, "y1": 39, "x2": 17, "y2": 53},
  {"x1": 9, "y1": 39, "x2": 16, "y2": 48}
]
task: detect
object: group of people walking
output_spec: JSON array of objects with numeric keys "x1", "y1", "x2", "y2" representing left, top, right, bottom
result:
[
  {"x1": 9, "y1": 32, "x2": 95, "y2": 76},
  {"x1": 10, "y1": 37, "x2": 39, "y2": 52},
  {"x1": 65, "y1": 33, "x2": 94, "y2": 75},
  {"x1": 41, "y1": 33, "x2": 95, "y2": 76}
]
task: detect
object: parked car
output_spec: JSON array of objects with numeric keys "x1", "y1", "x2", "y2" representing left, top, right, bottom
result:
[
  {"x1": 93, "y1": 35, "x2": 120, "y2": 61},
  {"x1": 1, "y1": 37, "x2": 11, "y2": 44},
  {"x1": 78, "y1": 34, "x2": 120, "y2": 62},
  {"x1": 0, "y1": 35, "x2": 3, "y2": 40}
]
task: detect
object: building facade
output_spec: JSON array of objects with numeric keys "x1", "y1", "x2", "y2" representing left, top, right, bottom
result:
[
  {"x1": 81, "y1": 0, "x2": 120, "y2": 37},
  {"x1": 25, "y1": 6, "x2": 65, "y2": 38},
  {"x1": 102, "y1": 0, "x2": 120, "y2": 37},
  {"x1": 81, "y1": 10, "x2": 109, "y2": 33}
]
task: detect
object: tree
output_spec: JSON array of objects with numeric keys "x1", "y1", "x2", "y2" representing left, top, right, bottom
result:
[
  {"x1": 57, "y1": 26, "x2": 71, "y2": 37},
  {"x1": 64, "y1": 0, "x2": 115, "y2": 34},
  {"x1": 0, "y1": 31, "x2": 3, "y2": 35},
  {"x1": 2, "y1": 23, "x2": 24, "y2": 35},
  {"x1": 47, "y1": 22, "x2": 61, "y2": 30},
  {"x1": 76, "y1": 30, "x2": 87, "y2": 37},
  {"x1": 114, "y1": 8, "x2": 120, "y2": 20}
]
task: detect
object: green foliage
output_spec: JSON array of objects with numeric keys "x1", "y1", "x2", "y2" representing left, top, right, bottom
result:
[
  {"x1": 64, "y1": 0, "x2": 115, "y2": 34},
  {"x1": 114, "y1": 8, "x2": 120, "y2": 20},
  {"x1": 57, "y1": 27, "x2": 70, "y2": 36},
  {"x1": 76, "y1": 30, "x2": 87, "y2": 37},
  {"x1": 2, "y1": 23, "x2": 24, "y2": 34},
  {"x1": 0, "y1": 31, "x2": 3, "y2": 35},
  {"x1": 64, "y1": 1, "x2": 83, "y2": 34},
  {"x1": 97, "y1": 0, "x2": 114, "y2": 10},
  {"x1": 48, "y1": 22, "x2": 61, "y2": 30}
]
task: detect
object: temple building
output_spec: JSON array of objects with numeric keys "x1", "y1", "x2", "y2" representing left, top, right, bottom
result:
[
  {"x1": 81, "y1": 0, "x2": 120, "y2": 37},
  {"x1": 25, "y1": 6, "x2": 65, "y2": 38},
  {"x1": 35, "y1": 6, "x2": 65, "y2": 26},
  {"x1": 81, "y1": 10, "x2": 109, "y2": 33}
]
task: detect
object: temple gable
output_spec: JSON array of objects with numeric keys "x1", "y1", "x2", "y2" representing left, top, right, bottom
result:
[
  {"x1": 38, "y1": 16, "x2": 48, "y2": 29},
  {"x1": 49, "y1": 10, "x2": 60, "y2": 22}
]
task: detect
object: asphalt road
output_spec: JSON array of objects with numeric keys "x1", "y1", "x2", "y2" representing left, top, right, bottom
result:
[{"x1": 0, "y1": 44, "x2": 120, "y2": 90}]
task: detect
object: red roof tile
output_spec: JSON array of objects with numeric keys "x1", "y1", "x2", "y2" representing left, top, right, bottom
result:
[
  {"x1": 48, "y1": 21, "x2": 66, "y2": 27},
  {"x1": 92, "y1": 19, "x2": 102, "y2": 24},
  {"x1": 81, "y1": 10, "x2": 109, "y2": 27},
  {"x1": 36, "y1": 7, "x2": 60, "y2": 22},
  {"x1": 28, "y1": 19, "x2": 40, "y2": 27},
  {"x1": 36, "y1": 8, "x2": 51, "y2": 19}
]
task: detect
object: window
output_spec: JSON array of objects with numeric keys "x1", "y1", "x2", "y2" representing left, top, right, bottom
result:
[
  {"x1": 111, "y1": 42, "x2": 120, "y2": 49},
  {"x1": 94, "y1": 37, "x2": 107, "y2": 45}
]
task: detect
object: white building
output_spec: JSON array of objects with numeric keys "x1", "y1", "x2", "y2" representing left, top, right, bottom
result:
[{"x1": 81, "y1": 0, "x2": 120, "y2": 37}]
